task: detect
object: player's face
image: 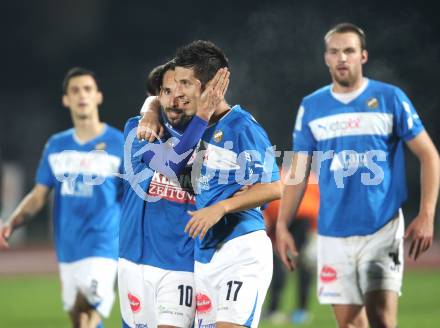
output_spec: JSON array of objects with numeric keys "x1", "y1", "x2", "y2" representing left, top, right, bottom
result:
[
  {"x1": 324, "y1": 32, "x2": 368, "y2": 88},
  {"x1": 160, "y1": 70, "x2": 192, "y2": 126},
  {"x1": 174, "y1": 66, "x2": 202, "y2": 116},
  {"x1": 62, "y1": 75, "x2": 102, "y2": 120}
]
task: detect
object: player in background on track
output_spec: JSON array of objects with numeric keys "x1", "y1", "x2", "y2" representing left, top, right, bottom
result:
[
  {"x1": 276, "y1": 23, "x2": 440, "y2": 328},
  {"x1": 0, "y1": 67, "x2": 124, "y2": 328}
]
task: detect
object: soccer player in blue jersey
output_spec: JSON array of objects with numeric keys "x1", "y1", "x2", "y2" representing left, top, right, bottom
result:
[
  {"x1": 276, "y1": 23, "x2": 440, "y2": 328},
  {"x1": 118, "y1": 61, "x2": 230, "y2": 328},
  {"x1": 0, "y1": 67, "x2": 124, "y2": 328},
  {"x1": 171, "y1": 41, "x2": 281, "y2": 328}
]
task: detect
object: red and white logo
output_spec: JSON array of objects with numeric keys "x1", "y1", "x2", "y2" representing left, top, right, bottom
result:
[
  {"x1": 196, "y1": 293, "x2": 212, "y2": 314},
  {"x1": 128, "y1": 292, "x2": 141, "y2": 313},
  {"x1": 320, "y1": 265, "x2": 337, "y2": 283}
]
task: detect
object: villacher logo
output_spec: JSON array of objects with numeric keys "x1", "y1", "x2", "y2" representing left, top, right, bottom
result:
[
  {"x1": 196, "y1": 293, "x2": 212, "y2": 314},
  {"x1": 320, "y1": 265, "x2": 337, "y2": 283},
  {"x1": 128, "y1": 292, "x2": 141, "y2": 313}
]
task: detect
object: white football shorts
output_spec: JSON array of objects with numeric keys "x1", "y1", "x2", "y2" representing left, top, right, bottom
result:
[
  {"x1": 59, "y1": 256, "x2": 117, "y2": 317},
  {"x1": 194, "y1": 230, "x2": 273, "y2": 328},
  {"x1": 317, "y1": 210, "x2": 404, "y2": 305},
  {"x1": 118, "y1": 258, "x2": 195, "y2": 328}
]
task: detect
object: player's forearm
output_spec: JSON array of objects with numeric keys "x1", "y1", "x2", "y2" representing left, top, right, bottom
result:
[
  {"x1": 276, "y1": 181, "x2": 308, "y2": 229},
  {"x1": 418, "y1": 147, "x2": 440, "y2": 220},
  {"x1": 140, "y1": 96, "x2": 160, "y2": 115},
  {"x1": 7, "y1": 188, "x2": 47, "y2": 230},
  {"x1": 218, "y1": 181, "x2": 281, "y2": 214}
]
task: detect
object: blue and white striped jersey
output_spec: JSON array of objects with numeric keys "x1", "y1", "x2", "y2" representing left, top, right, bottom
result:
[
  {"x1": 293, "y1": 79, "x2": 424, "y2": 237},
  {"x1": 192, "y1": 105, "x2": 280, "y2": 263},
  {"x1": 119, "y1": 116, "x2": 197, "y2": 272},
  {"x1": 36, "y1": 125, "x2": 123, "y2": 263}
]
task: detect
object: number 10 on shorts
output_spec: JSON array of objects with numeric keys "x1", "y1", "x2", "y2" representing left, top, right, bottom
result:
[{"x1": 178, "y1": 284, "x2": 193, "y2": 307}]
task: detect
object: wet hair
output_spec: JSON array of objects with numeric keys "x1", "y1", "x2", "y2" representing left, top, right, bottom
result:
[
  {"x1": 324, "y1": 22, "x2": 367, "y2": 50},
  {"x1": 146, "y1": 60, "x2": 175, "y2": 96},
  {"x1": 62, "y1": 67, "x2": 99, "y2": 94},
  {"x1": 174, "y1": 40, "x2": 228, "y2": 87}
]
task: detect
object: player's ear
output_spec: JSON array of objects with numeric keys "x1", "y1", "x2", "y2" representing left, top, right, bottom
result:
[
  {"x1": 62, "y1": 94, "x2": 69, "y2": 108},
  {"x1": 97, "y1": 91, "x2": 103, "y2": 106},
  {"x1": 324, "y1": 51, "x2": 330, "y2": 67},
  {"x1": 361, "y1": 49, "x2": 368, "y2": 64}
]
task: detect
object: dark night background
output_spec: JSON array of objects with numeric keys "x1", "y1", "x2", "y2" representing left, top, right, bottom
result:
[{"x1": 1, "y1": 0, "x2": 439, "y2": 241}]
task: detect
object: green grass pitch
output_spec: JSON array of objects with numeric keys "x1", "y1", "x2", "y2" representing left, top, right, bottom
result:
[{"x1": 0, "y1": 270, "x2": 438, "y2": 327}]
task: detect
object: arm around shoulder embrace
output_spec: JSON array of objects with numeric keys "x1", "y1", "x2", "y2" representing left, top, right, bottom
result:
[
  {"x1": 0, "y1": 184, "x2": 50, "y2": 249},
  {"x1": 138, "y1": 96, "x2": 164, "y2": 142},
  {"x1": 404, "y1": 130, "x2": 440, "y2": 260}
]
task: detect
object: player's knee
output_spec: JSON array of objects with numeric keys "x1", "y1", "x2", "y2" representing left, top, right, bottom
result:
[
  {"x1": 368, "y1": 312, "x2": 396, "y2": 328},
  {"x1": 337, "y1": 323, "x2": 368, "y2": 328},
  {"x1": 215, "y1": 322, "x2": 243, "y2": 328},
  {"x1": 336, "y1": 316, "x2": 369, "y2": 328}
]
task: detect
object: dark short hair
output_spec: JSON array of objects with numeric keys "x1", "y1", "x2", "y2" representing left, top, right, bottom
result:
[
  {"x1": 62, "y1": 67, "x2": 99, "y2": 94},
  {"x1": 146, "y1": 60, "x2": 175, "y2": 96},
  {"x1": 325, "y1": 23, "x2": 367, "y2": 50},
  {"x1": 174, "y1": 40, "x2": 229, "y2": 87}
]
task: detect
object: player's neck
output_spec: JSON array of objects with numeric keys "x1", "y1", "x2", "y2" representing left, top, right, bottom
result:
[
  {"x1": 332, "y1": 76, "x2": 365, "y2": 93},
  {"x1": 73, "y1": 117, "x2": 105, "y2": 143},
  {"x1": 209, "y1": 101, "x2": 230, "y2": 124}
]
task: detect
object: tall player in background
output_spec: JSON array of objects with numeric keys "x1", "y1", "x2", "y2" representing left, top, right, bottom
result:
[
  {"x1": 276, "y1": 23, "x2": 440, "y2": 328},
  {"x1": 118, "y1": 60, "x2": 228, "y2": 328},
  {"x1": 0, "y1": 67, "x2": 124, "y2": 328}
]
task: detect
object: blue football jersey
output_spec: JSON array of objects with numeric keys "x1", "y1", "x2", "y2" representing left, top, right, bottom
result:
[
  {"x1": 192, "y1": 105, "x2": 280, "y2": 263},
  {"x1": 119, "y1": 116, "x2": 196, "y2": 272},
  {"x1": 293, "y1": 79, "x2": 424, "y2": 237},
  {"x1": 36, "y1": 125, "x2": 123, "y2": 263}
]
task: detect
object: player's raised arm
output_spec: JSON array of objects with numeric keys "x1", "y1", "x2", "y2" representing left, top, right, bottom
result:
[
  {"x1": 194, "y1": 67, "x2": 230, "y2": 122},
  {"x1": 0, "y1": 184, "x2": 50, "y2": 249},
  {"x1": 276, "y1": 152, "x2": 312, "y2": 271},
  {"x1": 185, "y1": 181, "x2": 281, "y2": 240},
  {"x1": 404, "y1": 130, "x2": 440, "y2": 260}
]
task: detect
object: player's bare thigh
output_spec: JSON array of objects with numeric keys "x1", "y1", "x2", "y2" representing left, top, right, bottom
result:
[
  {"x1": 332, "y1": 304, "x2": 369, "y2": 328},
  {"x1": 216, "y1": 322, "x2": 246, "y2": 328},
  {"x1": 364, "y1": 290, "x2": 398, "y2": 328}
]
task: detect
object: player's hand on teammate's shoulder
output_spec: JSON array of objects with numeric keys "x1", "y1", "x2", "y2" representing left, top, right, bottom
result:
[
  {"x1": 0, "y1": 220, "x2": 12, "y2": 250},
  {"x1": 275, "y1": 222, "x2": 299, "y2": 272},
  {"x1": 404, "y1": 212, "x2": 435, "y2": 261},
  {"x1": 185, "y1": 203, "x2": 226, "y2": 240},
  {"x1": 196, "y1": 67, "x2": 230, "y2": 121},
  {"x1": 137, "y1": 110, "x2": 164, "y2": 142}
]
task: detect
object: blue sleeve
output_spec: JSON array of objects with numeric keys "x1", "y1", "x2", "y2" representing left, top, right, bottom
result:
[
  {"x1": 35, "y1": 138, "x2": 55, "y2": 187},
  {"x1": 124, "y1": 117, "x2": 149, "y2": 175},
  {"x1": 292, "y1": 102, "x2": 316, "y2": 153},
  {"x1": 141, "y1": 115, "x2": 208, "y2": 176},
  {"x1": 236, "y1": 124, "x2": 280, "y2": 185},
  {"x1": 393, "y1": 87, "x2": 424, "y2": 141}
]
